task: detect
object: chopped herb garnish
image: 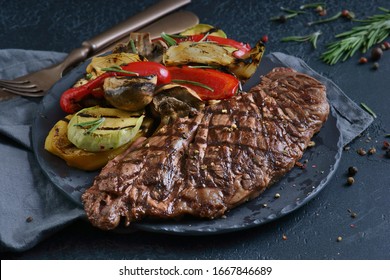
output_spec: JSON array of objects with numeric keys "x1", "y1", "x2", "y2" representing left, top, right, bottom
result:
[
  {"x1": 161, "y1": 32, "x2": 177, "y2": 46},
  {"x1": 74, "y1": 117, "x2": 105, "y2": 134},
  {"x1": 101, "y1": 66, "x2": 138, "y2": 75},
  {"x1": 172, "y1": 79, "x2": 214, "y2": 92},
  {"x1": 129, "y1": 39, "x2": 138, "y2": 54},
  {"x1": 199, "y1": 32, "x2": 210, "y2": 42},
  {"x1": 85, "y1": 73, "x2": 93, "y2": 80},
  {"x1": 299, "y1": 2, "x2": 325, "y2": 10},
  {"x1": 167, "y1": 34, "x2": 187, "y2": 38},
  {"x1": 280, "y1": 7, "x2": 306, "y2": 14},
  {"x1": 270, "y1": 13, "x2": 299, "y2": 22},
  {"x1": 360, "y1": 103, "x2": 377, "y2": 118},
  {"x1": 307, "y1": 11, "x2": 342, "y2": 26},
  {"x1": 281, "y1": 31, "x2": 322, "y2": 49},
  {"x1": 188, "y1": 65, "x2": 219, "y2": 69}
]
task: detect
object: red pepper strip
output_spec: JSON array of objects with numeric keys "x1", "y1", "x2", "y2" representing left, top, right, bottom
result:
[
  {"x1": 121, "y1": 61, "x2": 171, "y2": 85},
  {"x1": 60, "y1": 62, "x2": 171, "y2": 113},
  {"x1": 168, "y1": 66, "x2": 239, "y2": 100},
  {"x1": 155, "y1": 35, "x2": 251, "y2": 58},
  {"x1": 60, "y1": 72, "x2": 115, "y2": 114}
]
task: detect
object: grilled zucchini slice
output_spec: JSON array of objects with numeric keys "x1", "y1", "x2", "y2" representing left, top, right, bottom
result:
[{"x1": 67, "y1": 106, "x2": 144, "y2": 152}]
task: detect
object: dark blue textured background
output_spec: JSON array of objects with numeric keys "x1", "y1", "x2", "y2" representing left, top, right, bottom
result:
[{"x1": 1, "y1": 0, "x2": 389, "y2": 259}]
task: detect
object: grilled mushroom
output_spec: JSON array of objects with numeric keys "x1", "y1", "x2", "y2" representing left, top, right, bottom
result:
[
  {"x1": 151, "y1": 84, "x2": 205, "y2": 124},
  {"x1": 103, "y1": 75, "x2": 157, "y2": 111}
]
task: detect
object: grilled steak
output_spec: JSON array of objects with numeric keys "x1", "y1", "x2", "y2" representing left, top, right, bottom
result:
[{"x1": 82, "y1": 68, "x2": 329, "y2": 230}]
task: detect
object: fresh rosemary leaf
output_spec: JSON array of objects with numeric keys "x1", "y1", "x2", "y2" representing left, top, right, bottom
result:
[
  {"x1": 161, "y1": 32, "x2": 177, "y2": 46},
  {"x1": 321, "y1": 8, "x2": 390, "y2": 65},
  {"x1": 101, "y1": 67, "x2": 138, "y2": 75},
  {"x1": 129, "y1": 39, "x2": 137, "y2": 54},
  {"x1": 74, "y1": 117, "x2": 106, "y2": 134},
  {"x1": 172, "y1": 79, "x2": 214, "y2": 92},
  {"x1": 188, "y1": 65, "x2": 219, "y2": 69},
  {"x1": 360, "y1": 103, "x2": 377, "y2": 118},
  {"x1": 281, "y1": 31, "x2": 322, "y2": 49},
  {"x1": 308, "y1": 11, "x2": 341, "y2": 26},
  {"x1": 300, "y1": 2, "x2": 325, "y2": 10},
  {"x1": 280, "y1": 7, "x2": 306, "y2": 14}
]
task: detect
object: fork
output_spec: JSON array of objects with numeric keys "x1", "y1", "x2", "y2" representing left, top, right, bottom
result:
[{"x1": 0, "y1": 0, "x2": 192, "y2": 98}]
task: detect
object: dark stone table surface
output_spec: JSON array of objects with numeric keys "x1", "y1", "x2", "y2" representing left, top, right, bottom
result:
[{"x1": 1, "y1": 0, "x2": 389, "y2": 259}]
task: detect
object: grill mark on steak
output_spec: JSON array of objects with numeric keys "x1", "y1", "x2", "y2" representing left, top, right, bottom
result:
[{"x1": 82, "y1": 67, "x2": 329, "y2": 230}]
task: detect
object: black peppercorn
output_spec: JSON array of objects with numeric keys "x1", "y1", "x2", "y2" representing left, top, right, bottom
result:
[
  {"x1": 278, "y1": 15, "x2": 287, "y2": 23},
  {"x1": 371, "y1": 47, "x2": 383, "y2": 61},
  {"x1": 348, "y1": 166, "x2": 358, "y2": 176},
  {"x1": 372, "y1": 62, "x2": 380, "y2": 70}
]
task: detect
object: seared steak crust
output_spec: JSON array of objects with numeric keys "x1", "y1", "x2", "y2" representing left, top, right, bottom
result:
[{"x1": 82, "y1": 68, "x2": 329, "y2": 230}]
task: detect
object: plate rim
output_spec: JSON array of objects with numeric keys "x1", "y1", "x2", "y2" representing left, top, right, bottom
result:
[{"x1": 31, "y1": 52, "x2": 344, "y2": 235}]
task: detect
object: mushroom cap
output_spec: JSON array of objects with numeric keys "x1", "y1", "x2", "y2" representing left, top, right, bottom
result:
[
  {"x1": 151, "y1": 83, "x2": 205, "y2": 121},
  {"x1": 103, "y1": 75, "x2": 157, "y2": 111}
]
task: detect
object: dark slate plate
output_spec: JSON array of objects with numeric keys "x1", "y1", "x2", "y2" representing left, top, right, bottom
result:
[{"x1": 32, "y1": 53, "x2": 343, "y2": 235}]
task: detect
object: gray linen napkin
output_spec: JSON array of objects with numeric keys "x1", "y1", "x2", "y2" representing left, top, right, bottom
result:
[
  {"x1": 0, "y1": 49, "x2": 84, "y2": 253},
  {"x1": 0, "y1": 49, "x2": 374, "y2": 253}
]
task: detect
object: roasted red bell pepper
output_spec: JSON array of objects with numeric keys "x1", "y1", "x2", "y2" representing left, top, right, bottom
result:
[
  {"x1": 168, "y1": 66, "x2": 239, "y2": 100},
  {"x1": 121, "y1": 61, "x2": 171, "y2": 85},
  {"x1": 60, "y1": 62, "x2": 171, "y2": 114},
  {"x1": 156, "y1": 34, "x2": 251, "y2": 58}
]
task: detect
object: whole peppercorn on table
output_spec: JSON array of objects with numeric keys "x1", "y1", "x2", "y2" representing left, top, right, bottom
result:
[{"x1": 1, "y1": 0, "x2": 389, "y2": 259}]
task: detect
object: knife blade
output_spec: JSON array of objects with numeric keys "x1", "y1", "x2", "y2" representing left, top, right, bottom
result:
[
  {"x1": 95, "y1": 11, "x2": 199, "y2": 56},
  {"x1": 83, "y1": 0, "x2": 192, "y2": 54}
]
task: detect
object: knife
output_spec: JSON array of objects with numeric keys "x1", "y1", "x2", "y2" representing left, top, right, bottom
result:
[
  {"x1": 83, "y1": 0, "x2": 192, "y2": 55},
  {"x1": 58, "y1": 0, "x2": 193, "y2": 74},
  {"x1": 95, "y1": 10, "x2": 199, "y2": 56}
]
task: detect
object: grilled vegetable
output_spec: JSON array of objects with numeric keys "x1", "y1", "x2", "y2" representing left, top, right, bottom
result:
[
  {"x1": 163, "y1": 40, "x2": 265, "y2": 81},
  {"x1": 179, "y1": 23, "x2": 227, "y2": 38},
  {"x1": 86, "y1": 53, "x2": 144, "y2": 79},
  {"x1": 152, "y1": 83, "x2": 204, "y2": 123},
  {"x1": 60, "y1": 62, "x2": 170, "y2": 114},
  {"x1": 67, "y1": 106, "x2": 145, "y2": 152},
  {"x1": 120, "y1": 61, "x2": 171, "y2": 85},
  {"x1": 44, "y1": 115, "x2": 143, "y2": 171},
  {"x1": 103, "y1": 75, "x2": 157, "y2": 111},
  {"x1": 168, "y1": 66, "x2": 239, "y2": 100}
]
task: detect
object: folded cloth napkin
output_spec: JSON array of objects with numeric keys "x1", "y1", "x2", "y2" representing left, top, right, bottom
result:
[
  {"x1": 0, "y1": 49, "x2": 85, "y2": 253},
  {"x1": 0, "y1": 49, "x2": 374, "y2": 253}
]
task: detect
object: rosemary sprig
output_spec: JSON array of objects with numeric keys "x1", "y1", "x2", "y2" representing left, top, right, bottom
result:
[
  {"x1": 281, "y1": 31, "x2": 322, "y2": 49},
  {"x1": 188, "y1": 65, "x2": 219, "y2": 69},
  {"x1": 270, "y1": 13, "x2": 299, "y2": 22},
  {"x1": 360, "y1": 103, "x2": 377, "y2": 118},
  {"x1": 172, "y1": 79, "x2": 214, "y2": 92},
  {"x1": 280, "y1": 7, "x2": 306, "y2": 15},
  {"x1": 161, "y1": 32, "x2": 177, "y2": 46},
  {"x1": 74, "y1": 117, "x2": 106, "y2": 134},
  {"x1": 129, "y1": 39, "x2": 138, "y2": 54},
  {"x1": 321, "y1": 7, "x2": 390, "y2": 65},
  {"x1": 308, "y1": 11, "x2": 342, "y2": 26},
  {"x1": 300, "y1": 2, "x2": 325, "y2": 10},
  {"x1": 101, "y1": 66, "x2": 138, "y2": 75}
]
